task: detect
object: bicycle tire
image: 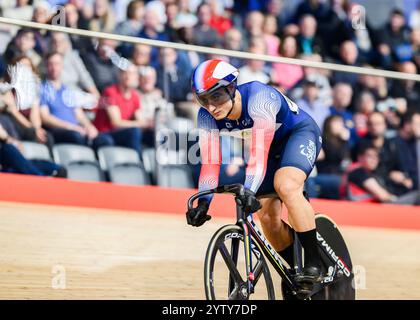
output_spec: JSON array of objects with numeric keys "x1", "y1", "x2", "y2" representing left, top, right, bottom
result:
[
  {"x1": 281, "y1": 214, "x2": 355, "y2": 300},
  {"x1": 311, "y1": 214, "x2": 356, "y2": 300},
  {"x1": 204, "y1": 224, "x2": 275, "y2": 300}
]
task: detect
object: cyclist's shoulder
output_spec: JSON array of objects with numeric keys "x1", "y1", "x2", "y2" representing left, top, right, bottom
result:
[
  {"x1": 239, "y1": 80, "x2": 273, "y2": 93},
  {"x1": 197, "y1": 107, "x2": 217, "y2": 128}
]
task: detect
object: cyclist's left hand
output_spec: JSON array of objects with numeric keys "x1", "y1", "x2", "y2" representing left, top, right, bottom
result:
[
  {"x1": 186, "y1": 199, "x2": 211, "y2": 227},
  {"x1": 238, "y1": 189, "x2": 262, "y2": 214}
]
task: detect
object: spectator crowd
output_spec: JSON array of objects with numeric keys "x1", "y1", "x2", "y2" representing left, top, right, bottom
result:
[{"x1": 0, "y1": 0, "x2": 419, "y2": 205}]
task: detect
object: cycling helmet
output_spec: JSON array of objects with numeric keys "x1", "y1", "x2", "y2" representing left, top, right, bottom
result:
[{"x1": 191, "y1": 59, "x2": 239, "y2": 106}]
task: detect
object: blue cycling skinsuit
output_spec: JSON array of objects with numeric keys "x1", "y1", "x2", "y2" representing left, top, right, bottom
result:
[{"x1": 197, "y1": 80, "x2": 322, "y2": 203}]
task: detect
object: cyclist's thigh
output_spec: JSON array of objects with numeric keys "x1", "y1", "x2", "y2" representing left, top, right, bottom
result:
[{"x1": 278, "y1": 120, "x2": 322, "y2": 178}]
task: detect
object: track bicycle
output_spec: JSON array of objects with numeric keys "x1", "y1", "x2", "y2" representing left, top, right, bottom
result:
[{"x1": 187, "y1": 183, "x2": 356, "y2": 300}]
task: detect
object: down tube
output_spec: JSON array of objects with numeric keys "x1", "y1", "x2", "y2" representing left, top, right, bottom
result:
[{"x1": 246, "y1": 216, "x2": 297, "y2": 291}]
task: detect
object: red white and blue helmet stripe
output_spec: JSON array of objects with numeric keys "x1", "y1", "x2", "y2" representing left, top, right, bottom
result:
[{"x1": 191, "y1": 59, "x2": 239, "y2": 96}]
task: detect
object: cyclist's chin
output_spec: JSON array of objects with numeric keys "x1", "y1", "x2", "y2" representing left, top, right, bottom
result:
[{"x1": 213, "y1": 111, "x2": 225, "y2": 120}]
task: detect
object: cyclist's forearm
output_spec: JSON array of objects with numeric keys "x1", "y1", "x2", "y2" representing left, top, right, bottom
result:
[{"x1": 198, "y1": 163, "x2": 220, "y2": 203}]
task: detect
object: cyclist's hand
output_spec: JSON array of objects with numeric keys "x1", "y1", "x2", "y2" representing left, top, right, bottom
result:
[
  {"x1": 238, "y1": 189, "x2": 262, "y2": 214},
  {"x1": 186, "y1": 199, "x2": 211, "y2": 227}
]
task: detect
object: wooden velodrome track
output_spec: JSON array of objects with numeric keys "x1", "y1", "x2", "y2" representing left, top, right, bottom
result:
[
  {"x1": 1, "y1": 201, "x2": 420, "y2": 300},
  {"x1": 0, "y1": 174, "x2": 419, "y2": 299}
]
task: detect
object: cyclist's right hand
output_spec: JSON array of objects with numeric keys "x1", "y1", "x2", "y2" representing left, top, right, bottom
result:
[{"x1": 186, "y1": 199, "x2": 211, "y2": 227}]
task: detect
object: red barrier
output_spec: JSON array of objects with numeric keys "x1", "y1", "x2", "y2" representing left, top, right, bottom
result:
[{"x1": 0, "y1": 173, "x2": 419, "y2": 230}]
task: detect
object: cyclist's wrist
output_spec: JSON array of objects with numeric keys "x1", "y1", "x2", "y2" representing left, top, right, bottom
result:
[{"x1": 198, "y1": 198, "x2": 209, "y2": 208}]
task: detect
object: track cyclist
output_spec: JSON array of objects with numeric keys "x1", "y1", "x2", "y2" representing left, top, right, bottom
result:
[{"x1": 186, "y1": 59, "x2": 324, "y2": 290}]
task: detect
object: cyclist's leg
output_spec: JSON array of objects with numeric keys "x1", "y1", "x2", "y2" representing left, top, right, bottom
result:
[
  {"x1": 256, "y1": 198, "x2": 293, "y2": 252},
  {"x1": 275, "y1": 120, "x2": 323, "y2": 282},
  {"x1": 275, "y1": 167, "x2": 316, "y2": 231}
]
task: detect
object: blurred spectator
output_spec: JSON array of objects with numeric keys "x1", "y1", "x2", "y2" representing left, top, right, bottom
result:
[
  {"x1": 31, "y1": 1, "x2": 53, "y2": 56},
  {"x1": 295, "y1": 77, "x2": 330, "y2": 130},
  {"x1": 4, "y1": 29, "x2": 42, "y2": 69},
  {"x1": 237, "y1": 37, "x2": 270, "y2": 85},
  {"x1": 131, "y1": 43, "x2": 152, "y2": 69},
  {"x1": 266, "y1": 0, "x2": 288, "y2": 37},
  {"x1": 271, "y1": 35, "x2": 304, "y2": 90},
  {"x1": 291, "y1": 54, "x2": 332, "y2": 106},
  {"x1": 263, "y1": 14, "x2": 281, "y2": 57},
  {"x1": 39, "y1": 52, "x2": 103, "y2": 148},
  {"x1": 83, "y1": 38, "x2": 120, "y2": 93},
  {"x1": 314, "y1": 115, "x2": 351, "y2": 199},
  {"x1": 391, "y1": 111, "x2": 420, "y2": 191},
  {"x1": 165, "y1": 2, "x2": 181, "y2": 42},
  {"x1": 63, "y1": 3, "x2": 93, "y2": 54},
  {"x1": 291, "y1": 0, "x2": 329, "y2": 24},
  {"x1": 93, "y1": 64, "x2": 143, "y2": 153},
  {"x1": 175, "y1": 0, "x2": 198, "y2": 29},
  {"x1": 390, "y1": 61, "x2": 420, "y2": 112},
  {"x1": 192, "y1": 2, "x2": 220, "y2": 48},
  {"x1": 331, "y1": 40, "x2": 359, "y2": 86},
  {"x1": 114, "y1": 0, "x2": 145, "y2": 37},
  {"x1": 296, "y1": 15, "x2": 325, "y2": 56},
  {"x1": 138, "y1": 1, "x2": 169, "y2": 65},
  {"x1": 409, "y1": 1, "x2": 420, "y2": 29},
  {"x1": 222, "y1": 28, "x2": 244, "y2": 68},
  {"x1": 0, "y1": 121, "x2": 66, "y2": 177},
  {"x1": 1, "y1": 56, "x2": 52, "y2": 149},
  {"x1": 353, "y1": 90, "x2": 376, "y2": 139},
  {"x1": 1, "y1": 0, "x2": 34, "y2": 24},
  {"x1": 138, "y1": 1, "x2": 168, "y2": 41},
  {"x1": 137, "y1": 66, "x2": 174, "y2": 147},
  {"x1": 207, "y1": 0, "x2": 233, "y2": 36},
  {"x1": 410, "y1": 28, "x2": 420, "y2": 70},
  {"x1": 340, "y1": 143, "x2": 396, "y2": 203},
  {"x1": 156, "y1": 47, "x2": 192, "y2": 108},
  {"x1": 49, "y1": 32, "x2": 100, "y2": 99},
  {"x1": 88, "y1": 0, "x2": 116, "y2": 33},
  {"x1": 353, "y1": 66, "x2": 392, "y2": 117},
  {"x1": 377, "y1": 9, "x2": 412, "y2": 67},
  {"x1": 329, "y1": 82, "x2": 357, "y2": 147},
  {"x1": 243, "y1": 10, "x2": 265, "y2": 49},
  {"x1": 358, "y1": 112, "x2": 414, "y2": 196},
  {"x1": 341, "y1": 143, "x2": 418, "y2": 205}
]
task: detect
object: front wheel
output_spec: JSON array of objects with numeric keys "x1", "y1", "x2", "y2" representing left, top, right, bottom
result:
[{"x1": 204, "y1": 224, "x2": 275, "y2": 300}]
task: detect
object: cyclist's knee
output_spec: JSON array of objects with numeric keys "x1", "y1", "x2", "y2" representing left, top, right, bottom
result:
[{"x1": 275, "y1": 177, "x2": 304, "y2": 203}]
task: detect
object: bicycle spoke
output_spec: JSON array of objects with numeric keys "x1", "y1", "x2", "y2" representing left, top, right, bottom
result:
[{"x1": 218, "y1": 243, "x2": 243, "y2": 284}]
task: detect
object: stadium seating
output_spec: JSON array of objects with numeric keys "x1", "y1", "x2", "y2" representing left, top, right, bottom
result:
[
  {"x1": 52, "y1": 144, "x2": 104, "y2": 182},
  {"x1": 21, "y1": 141, "x2": 52, "y2": 161},
  {"x1": 156, "y1": 164, "x2": 194, "y2": 189},
  {"x1": 97, "y1": 146, "x2": 150, "y2": 186}
]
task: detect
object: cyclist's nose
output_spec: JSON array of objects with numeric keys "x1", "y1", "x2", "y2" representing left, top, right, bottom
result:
[{"x1": 208, "y1": 104, "x2": 217, "y2": 113}]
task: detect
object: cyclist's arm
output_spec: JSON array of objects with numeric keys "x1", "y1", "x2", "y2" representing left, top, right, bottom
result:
[
  {"x1": 244, "y1": 89, "x2": 279, "y2": 193},
  {"x1": 197, "y1": 109, "x2": 221, "y2": 204}
]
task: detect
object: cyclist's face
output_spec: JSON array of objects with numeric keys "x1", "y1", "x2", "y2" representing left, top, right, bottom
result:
[{"x1": 197, "y1": 87, "x2": 232, "y2": 120}]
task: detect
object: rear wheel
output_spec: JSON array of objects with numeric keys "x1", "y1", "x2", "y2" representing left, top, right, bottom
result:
[
  {"x1": 281, "y1": 214, "x2": 355, "y2": 300},
  {"x1": 311, "y1": 214, "x2": 355, "y2": 300},
  {"x1": 204, "y1": 224, "x2": 275, "y2": 300}
]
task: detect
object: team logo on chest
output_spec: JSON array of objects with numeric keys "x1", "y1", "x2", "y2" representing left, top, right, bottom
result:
[{"x1": 242, "y1": 118, "x2": 252, "y2": 127}]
